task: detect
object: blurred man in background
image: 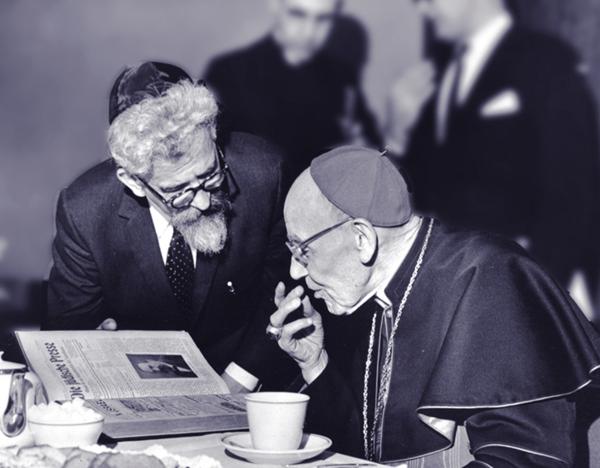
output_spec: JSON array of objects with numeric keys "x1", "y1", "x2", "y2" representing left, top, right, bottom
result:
[
  {"x1": 45, "y1": 62, "x2": 292, "y2": 392},
  {"x1": 388, "y1": 0, "x2": 600, "y2": 315},
  {"x1": 204, "y1": 0, "x2": 381, "y2": 181}
]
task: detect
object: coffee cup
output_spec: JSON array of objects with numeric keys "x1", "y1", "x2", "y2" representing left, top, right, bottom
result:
[{"x1": 245, "y1": 392, "x2": 309, "y2": 451}]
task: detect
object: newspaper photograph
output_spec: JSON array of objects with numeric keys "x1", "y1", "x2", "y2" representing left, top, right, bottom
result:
[{"x1": 15, "y1": 330, "x2": 229, "y2": 401}]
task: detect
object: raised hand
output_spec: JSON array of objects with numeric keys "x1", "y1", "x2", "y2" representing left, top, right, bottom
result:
[{"x1": 269, "y1": 282, "x2": 325, "y2": 374}]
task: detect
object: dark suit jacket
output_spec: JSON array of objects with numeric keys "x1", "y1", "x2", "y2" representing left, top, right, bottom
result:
[
  {"x1": 303, "y1": 219, "x2": 600, "y2": 465},
  {"x1": 45, "y1": 132, "x2": 291, "y2": 382},
  {"x1": 404, "y1": 27, "x2": 600, "y2": 286},
  {"x1": 204, "y1": 36, "x2": 381, "y2": 180}
]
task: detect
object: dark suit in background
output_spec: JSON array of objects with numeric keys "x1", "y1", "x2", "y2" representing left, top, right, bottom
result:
[
  {"x1": 205, "y1": 36, "x2": 381, "y2": 181},
  {"x1": 45, "y1": 132, "x2": 291, "y2": 384},
  {"x1": 405, "y1": 27, "x2": 600, "y2": 288}
]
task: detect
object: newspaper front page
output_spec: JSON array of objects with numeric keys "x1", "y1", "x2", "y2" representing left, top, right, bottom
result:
[
  {"x1": 15, "y1": 330, "x2": 229, "y2": 401},
  {"x1": 15, "y1": 330, "x2": 245, "y2": 437}
]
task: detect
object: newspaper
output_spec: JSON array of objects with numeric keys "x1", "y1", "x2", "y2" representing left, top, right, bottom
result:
[
  {"x1": 15, "y1": 330, "x2": 244, "y2": 438},
  {"x1": 86, "y1": 394, "x2": 247, "y2": 439},
  {"x1": 16, "y1": 330, "x2": 229, "y2": 401}
]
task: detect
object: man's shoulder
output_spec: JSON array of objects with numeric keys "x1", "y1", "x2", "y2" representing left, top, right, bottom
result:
[
  {"x1": 503, "y1": 27, "x2": 580, "y2": 70},
  {"x1": 60, "y1": 159, "x2": 122, "y2": 214},
  {"x1": 431, "y1": 222, "x2": 532, "y2": 270},
  {"x1": 225, "y1": 131, "x2": 284, "y2": 171},
  {"x1": 222, "y1": 132, "x2": 287, "y2": 199},
  {"x1": 426, "y1": 222, "x2": 562, "y2": 303}
]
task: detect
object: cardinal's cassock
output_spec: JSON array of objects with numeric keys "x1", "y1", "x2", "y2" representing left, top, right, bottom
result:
[{"x1": 302, "y1": 218, "x2": 600, "y2": 467}]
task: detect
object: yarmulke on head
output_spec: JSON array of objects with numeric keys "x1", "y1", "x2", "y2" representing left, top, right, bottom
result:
[
  {"x1": 108, "y1": 61, "x2": 192, "y2": 123},
  {"x1": 310, "y1": 146, "x2": 412, "y2": 227}
]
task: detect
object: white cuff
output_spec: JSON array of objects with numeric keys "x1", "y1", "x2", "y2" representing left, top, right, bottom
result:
[
  {"x1": 224, "y1": 362, "x2": 259, "y2": 391},
  {"x1": 301, "y1": 350, "x2": 328, "y2": 385}
]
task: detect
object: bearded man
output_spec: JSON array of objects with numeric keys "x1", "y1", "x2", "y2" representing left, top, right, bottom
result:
[{"x1": 44, "y1": 62, "x2": 290, "y2": 392}]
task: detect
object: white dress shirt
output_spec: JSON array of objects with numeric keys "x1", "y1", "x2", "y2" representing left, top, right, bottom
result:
[
  {"x1": 149, "y1": 205, "x2": 258, "y2": 391},
  {"x1": 436, "y1": 12, "x2": 513, "y2": 142}
]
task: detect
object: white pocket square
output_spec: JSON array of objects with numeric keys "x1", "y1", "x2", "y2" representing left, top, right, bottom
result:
[{"x1": 480, "y1": 89, "x2": 521, "y2": 117}]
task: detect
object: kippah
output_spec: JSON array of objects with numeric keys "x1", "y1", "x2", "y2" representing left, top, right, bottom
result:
[
  {"x1": 310, "y1": 146, "x2": 412, "y2": 227},
  {"x1": 108, "y1": 61, "x2": 192, "y2": 123}
]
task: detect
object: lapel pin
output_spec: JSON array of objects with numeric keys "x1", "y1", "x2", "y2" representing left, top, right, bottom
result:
[{"x1": 226, "y1": 281, "x2": 236, "y2": 294}]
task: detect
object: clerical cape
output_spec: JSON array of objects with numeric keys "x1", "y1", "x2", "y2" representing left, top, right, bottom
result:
[{"x1": 304, "y1": 218, "x2": 600, "y2": 466}]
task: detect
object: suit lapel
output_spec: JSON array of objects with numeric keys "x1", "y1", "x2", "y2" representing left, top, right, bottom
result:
[
  {"x1": 191, "y1": 252, "x2": 220, "y2": 327},
  {"x1": 118, "y1": 189, "x2": 179, "y2": 313},
  {"x1": 461, "y1": 27, "x2": 517, "y2": 116}
]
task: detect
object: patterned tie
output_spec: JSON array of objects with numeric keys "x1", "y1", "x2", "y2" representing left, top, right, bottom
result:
[{"x1": 165, "y1": 228, "x2": 194, "y2": 313}]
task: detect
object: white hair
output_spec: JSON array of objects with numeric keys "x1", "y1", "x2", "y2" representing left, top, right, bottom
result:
[{"x1": 108, "y1": 81, "x2": 219, "y2": 178}]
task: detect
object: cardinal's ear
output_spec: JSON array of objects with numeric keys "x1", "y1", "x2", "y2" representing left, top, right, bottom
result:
[{"x1": 351, "y1": 218, "x2": 378, "y2": 265}]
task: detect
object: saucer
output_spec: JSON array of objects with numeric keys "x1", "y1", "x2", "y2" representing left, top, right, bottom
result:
[{"x1": 221, "y1": 432, "x2": 332, "y2": 465}]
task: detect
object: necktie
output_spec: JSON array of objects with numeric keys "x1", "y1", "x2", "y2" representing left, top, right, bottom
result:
[
  {"x1": 436, "y1": 44, "x2": 468, "y2": 144},
  {"x1": 165, "y1": 229, "x2": 194, "y2": 313}
]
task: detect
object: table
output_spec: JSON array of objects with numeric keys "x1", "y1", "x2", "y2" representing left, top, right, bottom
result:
[{"x1": 116, "y1": 432, "x2": 383, "y2": 467}]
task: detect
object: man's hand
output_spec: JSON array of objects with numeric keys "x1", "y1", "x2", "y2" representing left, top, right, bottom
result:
[
  {"x1": 96, "y1": 318, "x2": 117, "y2": 330},
  {"x1": 385, "y1": 61, "x2": 436, "y2": 153},
  {"x1": 269, "y1": 282, "x2": 325, "y2": 375}
]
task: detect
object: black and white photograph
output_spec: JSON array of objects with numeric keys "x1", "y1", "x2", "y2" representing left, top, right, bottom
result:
[
  {"x1": 127, "y1": 353, "x2": 198, "y2": 379},
  {"x1": 1, "y1": 0, "x2": 600, "y2": 466}
]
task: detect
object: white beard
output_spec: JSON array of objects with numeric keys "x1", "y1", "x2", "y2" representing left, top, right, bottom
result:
[
  {"x1": 169, "y1": 190, "x2": 231, "y2": 256},
  {"x1": 176, "y1": 210, "x2": 228, "y2": 256}
]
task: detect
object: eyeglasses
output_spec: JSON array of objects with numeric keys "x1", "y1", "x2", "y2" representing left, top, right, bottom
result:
[
  {"x1": 286, "y1": 218, "x2": 352, "y2": 267},
  {"x1": 136, "y1": 147, "x2": 228, "y2": 210}
]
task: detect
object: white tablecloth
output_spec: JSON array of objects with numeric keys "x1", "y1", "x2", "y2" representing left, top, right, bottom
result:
[{"x1": 115, "y1": 432, "x2": 382, "y2": 467}]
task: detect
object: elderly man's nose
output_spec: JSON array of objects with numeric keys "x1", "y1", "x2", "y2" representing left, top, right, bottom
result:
[
  {"x1": 290, "y1": 256, "x2": 308, "y2": 280},
  {"x1": 191, "y1": 190, "x2": 211, "y2": 211}
]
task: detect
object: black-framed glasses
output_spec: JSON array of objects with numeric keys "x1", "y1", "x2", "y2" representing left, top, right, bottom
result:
[
  {"x1": 286, "y1": 218, "x2": 352, "y2": 267},
  {"x1": 136, "y1": 147, "x2": 228, "y2": 210}
]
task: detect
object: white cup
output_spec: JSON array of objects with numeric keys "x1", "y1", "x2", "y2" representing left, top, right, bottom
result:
[{"x1": 245, "y1": 392, "x2": 310, "y2": 451}]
